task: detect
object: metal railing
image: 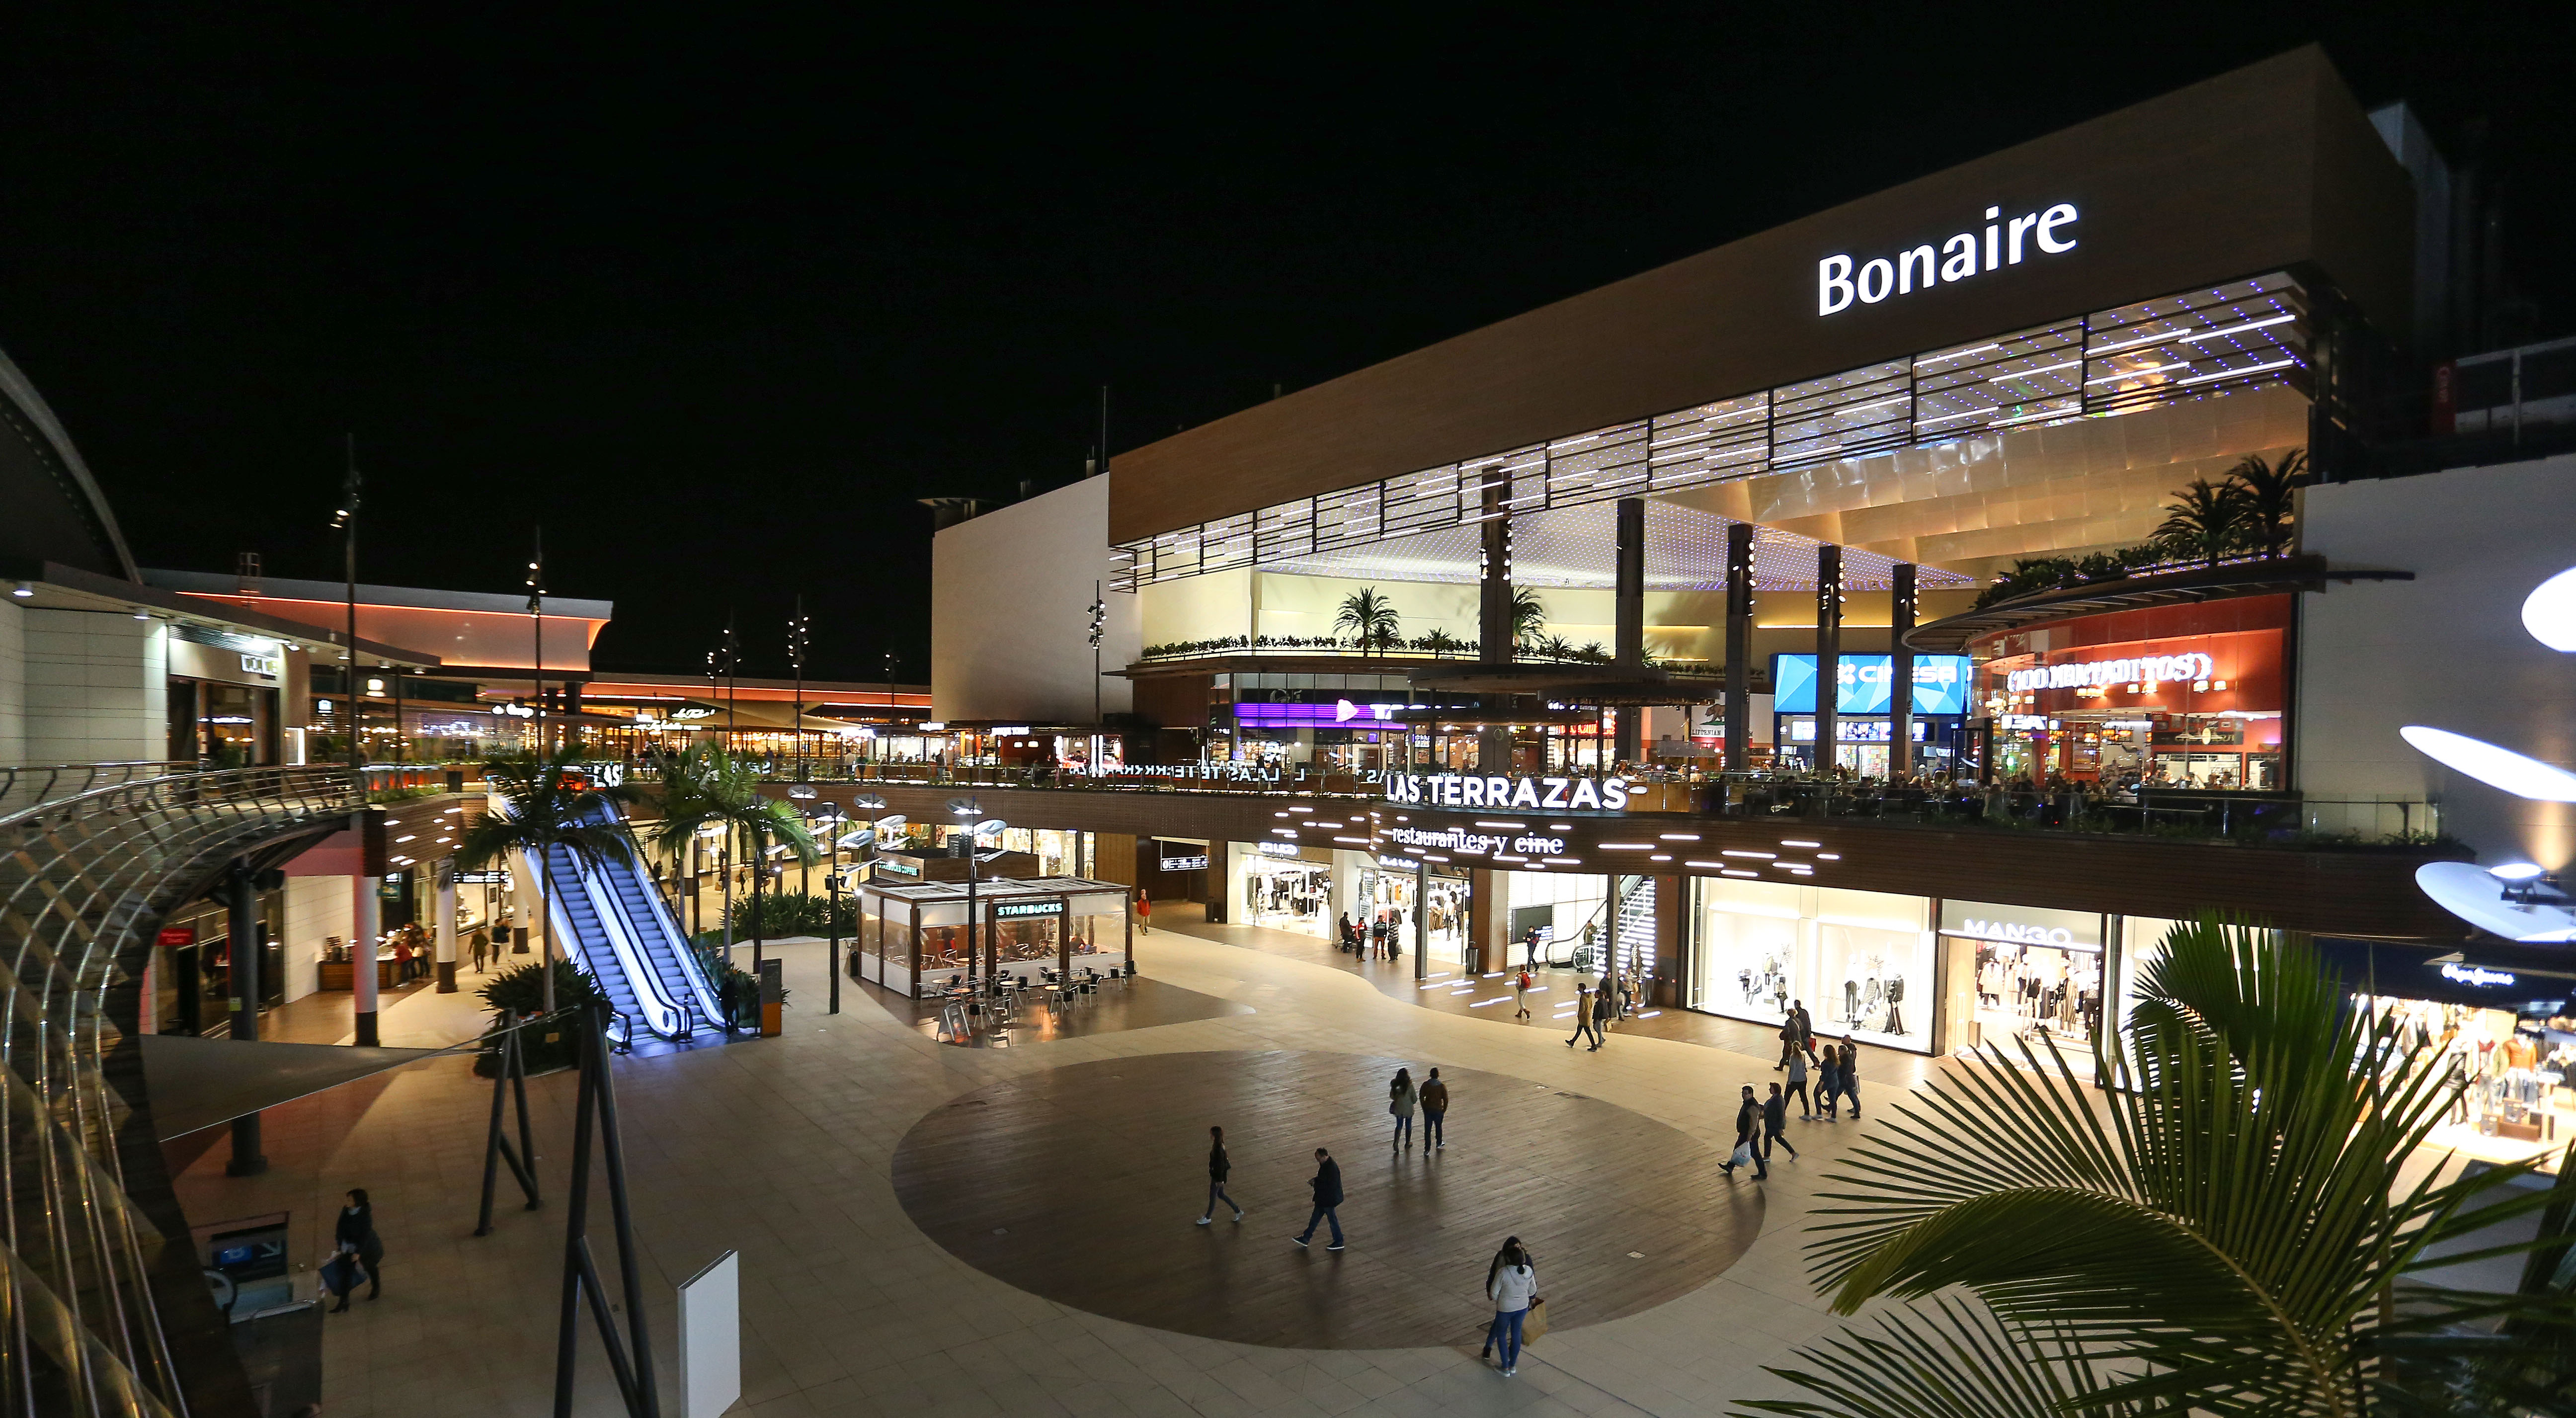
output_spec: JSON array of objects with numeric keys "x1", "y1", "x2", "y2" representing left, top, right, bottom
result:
[
  {"x1": 3, "y1": 764, "x2": 358, "y2": 1418},
  {"x1": 0, "y1": 764, "x2": 194, "y2": 822}
]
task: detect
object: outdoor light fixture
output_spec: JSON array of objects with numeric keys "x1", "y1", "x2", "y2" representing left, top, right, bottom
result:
[
  {"x1": 2523, "y1": 565, "x2": 2576, "y2": 651},
  {"x1": 132, "y1": 608, "x2": 151, "y2": 620},
  {"x1": 2400, "y1": 726, "x2": 2576, "y2": 803},
  {"x1": 9, "y1": 582, "x2": 30, "y2": 598}
]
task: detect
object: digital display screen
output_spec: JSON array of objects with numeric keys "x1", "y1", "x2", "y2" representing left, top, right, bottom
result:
[{"x1": 1772, "y1": 654, "x2": 1972, "y2": 715}]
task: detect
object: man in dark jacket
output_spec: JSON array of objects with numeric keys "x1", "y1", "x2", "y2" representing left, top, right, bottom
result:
[
  {"x1": 1293, "y1": 1148, "x2": 1345, "y2": 1251},
  {"x1": 1761, "y1": 1083, "x2": 1797, "y2": 1171},
  {"x1": 1198, "y1": 1125, "x2": 1242, "y2": 1225},
  {"x1": 1419, "y1": 1069, "x2": 1450, "y2": 1150},
  {"x1": 1721, "y1": 1085, "x2": 1764, "y2": 1178}
]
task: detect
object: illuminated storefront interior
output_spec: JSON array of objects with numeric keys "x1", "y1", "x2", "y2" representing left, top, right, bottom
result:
[{"x1": 1976, "y1": 595, "x2": 2289, "y2": 789}]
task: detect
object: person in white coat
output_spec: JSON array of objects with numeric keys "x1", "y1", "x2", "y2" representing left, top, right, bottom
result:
[{"x1": 1482, "y1": 1238, "x2": 1538, "y2": 1376}]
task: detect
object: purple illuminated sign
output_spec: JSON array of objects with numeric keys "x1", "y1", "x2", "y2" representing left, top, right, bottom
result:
[{"x1": 1233, "y1": 700, "x2": 1401, "y2": 728}]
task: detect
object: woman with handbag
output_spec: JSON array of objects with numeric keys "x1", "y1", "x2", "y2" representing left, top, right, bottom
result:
[
  {"x1": 1387, "y1": 1067, "x2": 1418, "y2": 1150},
  {"x1": 1482, "y1": 1238, "x2": 1538, "y2": 1376}
]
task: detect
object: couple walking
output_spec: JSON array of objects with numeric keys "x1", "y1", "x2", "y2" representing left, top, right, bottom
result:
[
  {"x1": 1481, "y1": 1237, "x2": 1539, "y2": 1377},
  {"x1": 1720, "y1": 1084, "x2": 1799, "y2": 1179},
  {"x1": 1564, "y1": 979, "x2": 1615, "y2": 1051},
  {"x1": 1795, "y1": 1040, "x2": 1863, "y2": 1120},
  {"x1": 1385, "y1": 1066, "x2": 1449, "y2": 1150}
]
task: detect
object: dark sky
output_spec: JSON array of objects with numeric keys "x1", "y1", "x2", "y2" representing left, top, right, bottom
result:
[{"x1": 2, "y1": 5, "x2": 2567, "y2": 681}]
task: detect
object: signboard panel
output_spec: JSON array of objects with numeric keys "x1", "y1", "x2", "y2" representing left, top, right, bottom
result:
[
  {"x1": 1773, "y1": 654, "x2": 1972, "y2": 715},
  {"x1": 1937, "y1": 898, "x2": 2105, "y2": 951}
]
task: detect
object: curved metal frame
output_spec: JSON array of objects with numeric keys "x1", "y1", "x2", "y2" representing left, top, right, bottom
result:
[{"x1": 2, "y1": 765, "x2": 357, "y2": 1418}]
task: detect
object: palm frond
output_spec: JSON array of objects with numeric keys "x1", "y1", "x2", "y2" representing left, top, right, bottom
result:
[{"x1": 1736, "y1": 1298, "x2": 2146, "y2": 1418}]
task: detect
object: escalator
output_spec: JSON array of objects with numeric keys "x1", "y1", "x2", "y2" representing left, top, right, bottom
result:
[
  {"x1": 517, "y1": 799, "x2": 724, "y2": 1042},
  {"x1": 531, "y1": 839, "x2": 654, "y2": 1044}
]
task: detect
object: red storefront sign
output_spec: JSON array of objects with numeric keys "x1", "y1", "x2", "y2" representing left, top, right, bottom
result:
[{"x1": 156, "y1": 926, "x2": 195, "y2": 948}]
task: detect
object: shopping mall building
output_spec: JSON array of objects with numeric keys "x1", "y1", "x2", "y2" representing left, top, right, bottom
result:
[{"x1": 895, "y1": 48, "x2": 2576, "y2": 1168}]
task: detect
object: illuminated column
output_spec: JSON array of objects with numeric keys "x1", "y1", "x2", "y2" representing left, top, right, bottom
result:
[
  {"x1": 1815, "y1": 546, "x2": 1842, "y2": 772},
  {"x1": 1476, "y1": 464, "x2": 1514, "y2": 770},
  {"x1": 434, "y1": 859, "x2": 459, "y2": 993},
  {"x1": 1724, "y1": 523, "x2": 1753, "y2": 771},
  {"x1": 353, "y1": 873, "x2": 381, "y2": 1045},
  {"x1": 1890, "y1": 562, "x2": 1917, "y2": 776},
  {"x1": 1614, "y1": 498, "x2": 1644, "y2": 763}
]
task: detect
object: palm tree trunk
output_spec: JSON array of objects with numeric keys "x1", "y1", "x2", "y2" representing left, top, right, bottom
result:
[{"x1": 751, "y1": 828, "x2": 766, "y2": 975}]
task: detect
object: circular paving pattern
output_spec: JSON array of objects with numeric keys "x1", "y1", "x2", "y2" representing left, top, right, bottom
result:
[{"x1": 892, "y1": 1049, "x2": 1763, "y2": 1349}]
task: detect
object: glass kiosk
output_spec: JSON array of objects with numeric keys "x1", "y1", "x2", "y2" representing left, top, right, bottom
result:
[{"x1": 851, "y1": 875, "x2": 1131, "y2": 998}]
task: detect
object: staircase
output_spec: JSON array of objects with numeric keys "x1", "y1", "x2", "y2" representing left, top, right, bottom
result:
[{"x1": 1612, "y1": 875, "x2": 1656, "y2": 979}]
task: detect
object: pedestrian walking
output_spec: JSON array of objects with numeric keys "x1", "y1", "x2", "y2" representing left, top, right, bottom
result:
[
  {"x1": 1420, "y1": 1068, "x2": 1449, "y2": 1150},
  {"x1": 1293, "y1": 1148, "x2": 1345, "y2": 1251},
  {"x1": 1589, "y1": 979, "x2": 1614, "y2": 1050},
  {"x1": 1565, "y1": 981, "x2": 1601, "y2": 1049},
  {"x1": 1786, "y1": 1046, "x2": 1813, "y2": 1118},
  {"x1": 1720, "y1": 1085, "x2": 1762, "y2": 1177},
  {"x1": 1774, "y1": 1016, "x2": 1799, "y2": 1070},
  {"x1": 1513, "y1": 966, "x2": 1532, "y2": 1019},
  {"x1": 468, "y1": 928, "x2": 489, "y2": 973},
  {"x1": 1196, "y1": 1125, "x2": 1244, "y2": 1225},
  {"x1": 332, "y1": 1188, "x2": 383, "y2": 1309},
  {"x1": 1840, "y1": 1041, "x2": 1862, "y2": 1119},
  {"x1": 1134, "y1": 891, "x2": 1151, "y2": 935},
  {"x1": 1817, "y1": 1042, "x2": 1843, "y2": 1119},
  {"x1": 1388, "y1": 1067, "x2": 1419, "y2": 1150},
  {"x1": 1762, "y1": 1083, "x2": 1797, "y2": 1165},
  {"x1": 1792, "y1": 1001, "x2": 1819, "y2": 1064},
  {"x1": 1482, "y1": 1238, "x2": 1538, "y2": 1377}
]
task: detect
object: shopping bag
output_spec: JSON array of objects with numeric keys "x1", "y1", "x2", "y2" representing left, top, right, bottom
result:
[
  {"x1": 321, "y1": 1253, "x2": 359, "y2": 1299},
  {"x1": 1523, "y1": 1299, "x2": 1549, "y2": 1343},
  {"x1": 1728, "y1": 1140, "x2": 1755, "y2": 1169}
]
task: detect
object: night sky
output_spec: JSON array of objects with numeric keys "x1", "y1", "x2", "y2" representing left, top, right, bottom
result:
[{"x1": 2, "y1": 6, "x2": 2566, "y2": 681}]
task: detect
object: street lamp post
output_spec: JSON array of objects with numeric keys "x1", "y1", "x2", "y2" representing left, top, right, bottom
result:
[{"x1": 789, "y1": 596, "x2": 810, "y2": 782}]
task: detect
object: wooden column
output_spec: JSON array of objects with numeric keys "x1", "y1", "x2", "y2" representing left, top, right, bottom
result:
[
  {"x1": 1724, "y1": 523, "x2": 1753, "y2": 771},
  {"x1": 1815, "y1": 545, "x2": 1843, "y2": 773},
  {"x1": 1890, "y1": 562, "x2": 1917, "y2": 776}
]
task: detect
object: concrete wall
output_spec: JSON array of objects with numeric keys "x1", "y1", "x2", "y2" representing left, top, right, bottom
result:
[
  {"x1": 932, "y1": 477, "x2": 1139, "y2": 722},
  {"x1": 13, "y1": 609, "x2": 167, "y2": 764},
  {"x1": 0, "y1": 600, "x2": 24, "y2": 765},
  {"x1": 282, "y1": 875, "x2": 353, "y2": 1004},
  {"x1": 2298, "y1": 454, "x2": 2576, "y2": 866}
]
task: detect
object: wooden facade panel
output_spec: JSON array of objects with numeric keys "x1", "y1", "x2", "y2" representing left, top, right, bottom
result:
[{"x1": 1107, "y1": 47, "x2": 2411, "y2": 544}]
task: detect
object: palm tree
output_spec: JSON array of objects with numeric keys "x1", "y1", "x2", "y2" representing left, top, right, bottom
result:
[
  {"x1": 645, "y1": 743, "x2": 816, "y2": 975},
  {"x1": 2156, "y1": 476, "x2": 2251, "y2": 568},
  {"x1": 1537, "y1": 634, "x2": 1576, "y2": 661},
  {"x1": 1742, "y1": 918, "x2": 2576, "y2": 1418},
  {"x1": 1418, "y1": 627, "x2": 1462, "y2": 657},
  {"x1": 1333, "y1": 587, "x2": 1401, "y2": 655},
  {"x1": 2227, "y1": 447, "x2": 2310, "y2": 559},
  {"x1": 456, "y1": 745, "x2": 643, "y2": 1017},
  {"x1": 1509, "y1": 585, "x2": 1547, "y2": 650}
]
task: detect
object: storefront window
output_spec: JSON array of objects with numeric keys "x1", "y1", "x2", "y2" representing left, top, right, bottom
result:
[
  {"x1": 1940, "y1": 900, "x2": 2106, "y2": 1063},
  {"x1": 1690, "y1": 881, "x2": 1933, "y2": 1052},
  {"x1": 1353, "y1": 858, "x2": 1470, "y2": 965},
  {"x1": 1234, "y1": 845, "x2": 1333, "y2": 938},
  {"x1": 1976, "y1": 600, "x2": 2288, "y2": 791},
  {"x1": 1504, "y1": 872, "x2": 1608, "y2": 968}
]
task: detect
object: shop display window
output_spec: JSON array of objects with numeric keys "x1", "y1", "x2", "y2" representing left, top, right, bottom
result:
[
  {"x1": 2361, "y1": 998, "x2": 2572, "y2": 1173},
  {"x1": 1690, "y1": 881, "x2": 1932, "y2": 1053}
]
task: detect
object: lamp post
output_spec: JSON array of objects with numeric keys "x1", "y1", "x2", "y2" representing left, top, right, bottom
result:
[
  {"x1": 949, "y1": 798, "x2": 1003, "y2": 993},
  {"x1": 789, "y1": 596, "x2": 810, "y2": 781},
  {"x1": 528, "y1": 529, "x2": 545, "y2": 754}
]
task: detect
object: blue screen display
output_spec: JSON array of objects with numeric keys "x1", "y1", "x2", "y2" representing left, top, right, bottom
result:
[{"x1": 1772, "y1": 654, "x2": 1972, "y2": 715}]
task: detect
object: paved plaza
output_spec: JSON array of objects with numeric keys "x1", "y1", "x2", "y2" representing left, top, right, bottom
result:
[{"x1": 170, "y1": 918, "x2": 1953, "y2": 1417}]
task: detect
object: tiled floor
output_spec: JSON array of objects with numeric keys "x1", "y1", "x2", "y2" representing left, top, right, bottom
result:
[{"x1": 168, "y1": 917, "x2": 1957, "y2": 1416}]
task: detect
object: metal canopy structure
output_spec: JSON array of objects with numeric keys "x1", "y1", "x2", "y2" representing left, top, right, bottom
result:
[{"x1": 1901, "y1": 555, "x2": 2414, "y2": 654}]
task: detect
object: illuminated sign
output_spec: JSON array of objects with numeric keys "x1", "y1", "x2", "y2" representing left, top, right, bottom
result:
[
  {"x1": 872, "y1": 857, "x2": 921, "y2": 878},
  {"x1": 1158, "y1": 852, "x2": 1209, "y2": 872},
  {"x1": 1788, "y1": 718, "x2": 1928, "y2": 744},
  {"x1": 240, "y1": 653, "x2": 283, "y2": 676},
  {"x1": 1819, "y1": 202, "x2": 2080, "y2": 316},
  {"x1": 1937, "y1": 899, "x2": 2103, "y2": 951},
  {"x1": 1384, "y1": 773, "x2": 1630, "y2": 811},
  {"x1": 157, "y1": 926, "x2": 195, "y2": 948},
  {"x1": 2439, "y1": 961, "x2": 2517, "y2": 989},
  {"x1": 1234, "y1": 700, "x2": 1400, "y2": 728},
  {"x1": 1773, "y1": 655, "x2": 1973, "y2": 715},
  {"x1": 993, "y1": 899, "x2": 1064, "y2": 921},
  {"x1": 2007, "y1": 653, "x2": 2215, "y2": 694},
  {"x1": 669, "y1": 707, "x2": 715, "y2": 720},
  {"x1": 1998, "y1": 714, "x2": 2053, "y2": 731},
  {"x1": 1383, "y1": 824, "x2": 1569, "y2": 857},
  {"x1": 990, "y1": 726, "x2": 1032, "y2": 737},
  {"x1": 1255, "y1": 841, "x2": 1302, "y2": 858}
]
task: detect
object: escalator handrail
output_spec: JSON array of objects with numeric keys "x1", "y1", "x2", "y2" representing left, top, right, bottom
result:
[
  {"x1": 582, "y1": 849, "x2": 707, "y2": 1038},
  {"x1": 586, "y1": 799, "x2": 729, "y2": 1030},
  {"x1": 567, "y1": 840, "x2": 689, "y2": 1039},
  {"x1": 532, "y1": 840, "x2": 682, "y2": 1039}
]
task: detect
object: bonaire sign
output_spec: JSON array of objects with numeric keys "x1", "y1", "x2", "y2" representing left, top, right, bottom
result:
[{"x1": 1820, "y1": 202, "x2": 2081, "y2": 316}]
